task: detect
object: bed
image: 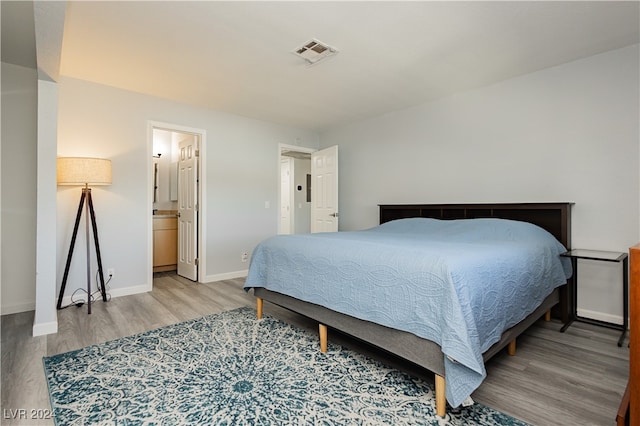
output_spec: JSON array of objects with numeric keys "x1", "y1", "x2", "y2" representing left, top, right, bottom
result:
[{"x1": 244, "y1": 202, "x2": 573, "y2": 416}]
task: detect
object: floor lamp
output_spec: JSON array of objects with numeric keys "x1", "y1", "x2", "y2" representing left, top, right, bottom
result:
[{"x1": 57, "y1": 157, "x2": 112, "y2": 314}]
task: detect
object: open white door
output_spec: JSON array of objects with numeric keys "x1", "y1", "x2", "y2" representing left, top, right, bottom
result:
[
  {"x1": 311, "y1": 145, "x2": 338, "y2": 233},
  {"x1": 177, "y1": 137, "x2": 198, "y2": 280}
]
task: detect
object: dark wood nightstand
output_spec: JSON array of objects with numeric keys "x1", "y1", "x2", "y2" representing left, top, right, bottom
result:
[{"x1": 560, "y1": 249, "x2": 628, "y2": 347}]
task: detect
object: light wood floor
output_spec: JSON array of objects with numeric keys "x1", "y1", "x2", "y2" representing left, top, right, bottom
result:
[{"x1": 1, "y1": 273, "x2": 629, "y2": 425}]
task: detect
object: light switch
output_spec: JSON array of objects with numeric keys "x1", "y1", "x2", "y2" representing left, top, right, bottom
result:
[{"x1": 265, "y1": 201, "x2": 270, "y2": 209}]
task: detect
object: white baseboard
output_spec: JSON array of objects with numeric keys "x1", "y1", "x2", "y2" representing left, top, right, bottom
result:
[
  {"x1": 109, "y1": 283, "x2": 152, "y2": 298},
  {"x1": 33, "y1": 320, "x2": 58, "y2": 336},
  {"x1": 201, "y1": 270, "x2": 248, "y2": 283},
  {"x1": 577, "y1": 308, "x2": 624, "y2": 326},
  {"x1": 1, "y1": 301, "x2": 36, "y2": 315},
  {"x1": 29, "y1": 283, "x2": 151, "y2": 336},
  {"x1": 60, "y1": 283, "x2": 151, "y2": 307}
]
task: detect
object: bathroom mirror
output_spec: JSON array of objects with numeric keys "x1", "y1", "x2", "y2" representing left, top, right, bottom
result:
[{"x1": 169, "y1": 162, "x2": 178, "y2": 201}]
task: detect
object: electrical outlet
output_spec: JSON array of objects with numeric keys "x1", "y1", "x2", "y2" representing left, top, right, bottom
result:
[
  {"x1": 241, "y1": 252, "x2": 248, "y2": 263},
  {"x1": 107, "y1": 268, "x2": 115, "y2": 277}
]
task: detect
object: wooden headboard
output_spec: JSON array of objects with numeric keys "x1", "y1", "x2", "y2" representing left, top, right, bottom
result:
[{"x1": 379, "y1": 202, "x2": 573, "y2": 249}]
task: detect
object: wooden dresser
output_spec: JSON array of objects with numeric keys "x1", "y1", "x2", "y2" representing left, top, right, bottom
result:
[{"x1": 618, "y1": 243, "x2": 639, "y2": 425}]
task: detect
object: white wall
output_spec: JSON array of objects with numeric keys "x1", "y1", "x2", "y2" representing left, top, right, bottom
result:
[
  {"x1": 320, "y1": 45, "x2": 640, "y2": 324},
  {"x1": 1, "y1": 62, "x2": 38, "y2": 315},
  {"x1": 56, "y1": 77, "x2": 318, "y2": 301}
]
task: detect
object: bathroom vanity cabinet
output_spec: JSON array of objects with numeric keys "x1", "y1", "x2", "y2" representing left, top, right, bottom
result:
[{"x1": 153, "y1": 216, "x2": 177, "y2": 272}]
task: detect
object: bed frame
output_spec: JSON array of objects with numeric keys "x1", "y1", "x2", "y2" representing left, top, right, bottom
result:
[{"x1": 252, "y1": 202, "x2": 573, "y2": 416}]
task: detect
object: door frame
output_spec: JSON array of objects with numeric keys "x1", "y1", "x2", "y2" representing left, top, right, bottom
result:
[
  {"x1": 147, "y1": 121, "x2": 206, "y2": 286},
  {"x1": 277, "y1": 143, "x2": 316, "y2": 234}
]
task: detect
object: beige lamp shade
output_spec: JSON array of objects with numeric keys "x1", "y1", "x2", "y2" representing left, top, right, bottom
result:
[{"x1": 57, "y1": 157, "x2": 112, "y2": 186}]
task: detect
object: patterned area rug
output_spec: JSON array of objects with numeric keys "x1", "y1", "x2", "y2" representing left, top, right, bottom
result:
[{"x1": 43, "y1": 307, "x2": 529, "y2": 425}]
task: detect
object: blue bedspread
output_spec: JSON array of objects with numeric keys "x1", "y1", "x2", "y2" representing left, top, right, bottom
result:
[{"x1": 244, "y1": 218, "x2": 572, "y2": 407}]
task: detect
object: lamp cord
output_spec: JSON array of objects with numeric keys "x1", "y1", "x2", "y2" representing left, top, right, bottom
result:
[{"x1": 58, "y1": 271, "x2": 112, "y2": 309}]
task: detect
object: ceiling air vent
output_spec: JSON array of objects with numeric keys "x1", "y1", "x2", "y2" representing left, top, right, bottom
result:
[{"x1": 292, "y1": 39, "x2": 338, "y2": 66}]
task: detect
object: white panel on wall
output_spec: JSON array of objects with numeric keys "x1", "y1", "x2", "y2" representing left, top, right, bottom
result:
[{"x1": 294, "y1": 158, "x2": 311, "y2": 234}]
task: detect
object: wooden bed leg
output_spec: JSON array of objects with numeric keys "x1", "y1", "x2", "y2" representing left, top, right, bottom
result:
[
  {"x1": 508, "y1": 339, "x2": 516, "y2": 356},
  {"x1": 256, "y1": 297, "x2": 263, "y2": 319},
  {"x1": 319, "y1": 324, "x2": 328, "y2": 353},
  {"x1": 545, "y1": 309, "x2": 551, "y2": 321},
  {"x1": 435, "y1": 374, "x2": 446, "y2": 417}
]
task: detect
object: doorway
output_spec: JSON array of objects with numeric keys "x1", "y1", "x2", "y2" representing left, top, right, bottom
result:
[
  {"x1": 149, "y1": 121, "x2": 206, "y2": 284},
  {"x1": 278, "y1": 144, "x2": 339, "y2": 234},
  {"x1": 278, "y1": 144, "x2": 314, "y2": 235}
]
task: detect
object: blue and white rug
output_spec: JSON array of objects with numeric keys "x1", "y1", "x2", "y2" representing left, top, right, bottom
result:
[{"x1": 43, "y1": 307, "x2": 529, "y2": 425}]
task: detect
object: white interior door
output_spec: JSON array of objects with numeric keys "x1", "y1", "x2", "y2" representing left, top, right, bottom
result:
[
  {"x1": 280, "y1": 157, "x2": 293, "y2": 234},
  {"x1": 311, "y1": 145, "x2": 338, "y2": 233},
  {"x1": 177, "y1": 137, "x2": 198, "y2": 280}
]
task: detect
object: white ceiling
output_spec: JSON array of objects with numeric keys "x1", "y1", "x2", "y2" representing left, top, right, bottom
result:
[{"x1": 4, "y1": 1, "x2": 640, "y2": 132}]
